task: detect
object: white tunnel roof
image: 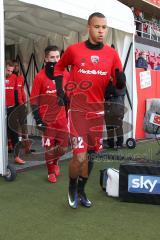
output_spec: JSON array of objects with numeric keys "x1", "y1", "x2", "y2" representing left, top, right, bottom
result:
[{"x1": 4, "y1": 0, "x2": 135, "y2": 45}]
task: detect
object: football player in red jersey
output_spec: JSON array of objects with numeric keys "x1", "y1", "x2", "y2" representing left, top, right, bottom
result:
[
  {"x1": 30, "y1": 46, "x2": 69, "y2": 183},
  {"x1": 5, "y1": 60, "x2": 25, "y2": 164},
  {"x1": 54, "y1": 12, "x2": 125, "y2": 208},
  {"x1": 12, "y1": 60, "x2": 32, "y2": 154}
]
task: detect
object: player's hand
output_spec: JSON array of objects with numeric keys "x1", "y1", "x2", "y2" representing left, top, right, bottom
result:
[
  {"x1": 63, "y1": 93, "x2": 70, "y2": 106},
  {"x1": 105, "y1": 80, "x2": 116, "y2": 100},
  {"x1": 57, "y1": 89, "x2": 65, "y2": 106},
  {"x1": 36, "y1": 119, "x2": 46, "y2": 131},
  {"x1": 115, "y1": 69, "x2": 126, "y2": 89},
  {"x1": 57, "y1": 96, "x2": 65, "y2": 106}
]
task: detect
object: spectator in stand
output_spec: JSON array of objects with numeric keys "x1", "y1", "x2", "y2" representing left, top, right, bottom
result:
[
  {"x1": 154, "y1": 62, "x2": 160, "y2": 70},
  {"x1": 5, "y1": 60, "x2": 25, "y2": 164},
  {"x1": 147, "y1": 63, "x2": 153, "y2": 70},
  {"x1": 136, "y1": 51, "x2": 148, "y2": 70},
  {"x1": 134, "y1": 9, "x2": 144, "y2": 36}
]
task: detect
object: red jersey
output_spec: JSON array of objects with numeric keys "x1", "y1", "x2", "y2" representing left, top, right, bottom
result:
[
  {"x1": 5, "y1": 73, "x2": 17, "y2": 107},
  {"x1": 30, "y1": 68, "x2": 69, "y2": 123},
  {"x1": 16, "y1": 75, "x2": 27, "y2": 104},
  {"x1": 54, "y1": 42, "x2": 122, "y2": 112}
]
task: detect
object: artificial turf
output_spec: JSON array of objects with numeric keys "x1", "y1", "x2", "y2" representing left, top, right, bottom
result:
[{"x1": 0, "y1": 140, "x2": 160, "y2": 240}]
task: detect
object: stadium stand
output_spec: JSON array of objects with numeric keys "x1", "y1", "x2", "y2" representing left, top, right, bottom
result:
[
  {"x1": 119, "y1": 1, "x2": 160, "y2": 70},
  {"x1": 119, "y1": 0, "x2": 160, "y2": 42},
  {"x1": 135, "y1": 48, "x2": 160, "y2": 70}
]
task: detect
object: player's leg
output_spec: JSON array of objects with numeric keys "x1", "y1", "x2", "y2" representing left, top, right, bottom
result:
[
  {"x1": 105, "y1": 112, "x2": 115, "y2": 148},
  {"x1": 68, "y1": 110, "x2": 89, "y2": 208},
  {"x1": 43, "y1": 120, "x2": 68, "y2": 183},
  {"x1": 77, "y1": 113, "x2": 103, "y2": 207},
  {"x1": 52, "y1": 118, "x2": 69, "y2": 177},
  {"x1": 43, "y1": 126, "x2": 57, "y2": 183},
  {"x1": 77, "y1": 149, "x2": 94, "y2": 207},
  {"x1": 19, "y1": 104, "x2": 32, "y2": 153},
  {"x1": 44, "y1": 145, "x2": 57, "y2": 183},
  {"x1": 48, "y1": 145, "x2": 68, "y2": 177},
  {"x1": 7, "y1": 107, "x2": 25, "y2": 164},
  {"x1": 68, "y1": 150, "x2": 88, "y2": 209},
  {"x1": 115, "y1": 116, "x2": 124, "y2": 148},
  {"x1": 77, "y1": 136, "x2": 102, "y2": 207}
]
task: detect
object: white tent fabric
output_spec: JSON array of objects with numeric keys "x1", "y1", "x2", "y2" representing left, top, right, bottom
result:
[
  {"x1": 0, "y1": 0, "x2": 7, "y2": 175},
  {"x1": 0, "y1": 0, "x2": 137, "y2": 174},
  {"x1": 19, "y1": 0, "x2": 135, "y2": 34},
  {"x1": 4, "y1": 0, "x2": 135, "y2": 45}
]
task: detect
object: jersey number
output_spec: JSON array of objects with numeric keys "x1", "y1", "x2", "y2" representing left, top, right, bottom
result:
[
  {"x1": 72, "y1": 137, "x2": 84, "y2": 149},
  {"x1": 42, "y1": 138, "x2": 51, "y2": 147}
]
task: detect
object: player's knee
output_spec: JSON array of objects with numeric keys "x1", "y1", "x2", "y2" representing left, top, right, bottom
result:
[
  {"x1": 61, "y1": 146, "x2": 67, "y2": 155},
  {"x1": 51, "y1": 145, "x2": 67, "y2": 157},
  {"x1": 76, "y1": 152, "x2": 87, "y2": 163}
]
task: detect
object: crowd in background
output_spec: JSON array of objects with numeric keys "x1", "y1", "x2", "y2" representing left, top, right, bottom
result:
[
  {"x1": 131, "y1": 6, "x2": 160, "y2": 39},
  {"x1": 135, "y1": 49, "x2": 160, "y2": 71}
]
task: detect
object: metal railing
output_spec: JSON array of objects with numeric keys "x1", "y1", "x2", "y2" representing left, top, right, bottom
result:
[{"x1": 135, "y1": 19, "x2": 160, "y2": 43}]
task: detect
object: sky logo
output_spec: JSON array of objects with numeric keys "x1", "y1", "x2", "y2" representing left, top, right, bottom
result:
[{"x1": 128, "y1": 175, "x2": 160, "y2": 194}]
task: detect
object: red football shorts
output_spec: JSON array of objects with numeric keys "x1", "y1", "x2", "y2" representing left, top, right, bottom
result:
[
  {"x1": 68, "y1": 110, "x2": 103, "y2": 154},
  {"x1": 42, "y1": 118, "x2": 68, "y2": 148}
]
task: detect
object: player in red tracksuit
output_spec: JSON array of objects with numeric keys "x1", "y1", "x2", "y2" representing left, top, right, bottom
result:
[
  {"x1": 54, "y1": 12, "x2": 125, "y2": 208},
  {"x1": 5, "y1": 60, "x2": 25, "y2": 164},
  {"x1": 13, "y1": 60, "x2": 33, "y2": 154},
  {"x1": 30, "y1": 45, "x2": 69, "y2": 183}
]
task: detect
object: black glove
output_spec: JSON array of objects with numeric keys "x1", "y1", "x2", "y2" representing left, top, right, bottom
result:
[
  {"x1": 115, "y1": 69, "x2": 126, "y2": 89},
  {"x1": 57, "y1": 93, "x2": 70, "y2": 106},
  {"x1": 105, "y1": 80, "x2": 116, "y2": 100},
  {"x1": 31, "y1": 105, "x2": 46, "y2": 131},
  {"x1": 45, "y1": 62, "x2": 56, "y2": 80},
  {"x1": 36, "y1": 118, "x2": 46, "y2": 131},
  {"x1": 54, "y1": 76, "x2": 65, "y2": 106},
  {"x1": 57, "y1": 97, "x2": 64, "y2": 106},
  {"x1": 14, "y1": 89, "x2": 19, "y2": 106},
  {"x1": 63, "y1": 93, "x2": 70, "y2": 106}
]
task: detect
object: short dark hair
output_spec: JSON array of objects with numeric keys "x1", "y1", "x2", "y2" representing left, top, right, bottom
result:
[
  {"x1": 12, "y1": 59, "x2": 19, "y2": 66},
  {"x1": 44, "y1": 45, "x2": 60, "y2": 57},
  {"x1": 88, "y1": 12, "x2": 105, "y2": 25}
]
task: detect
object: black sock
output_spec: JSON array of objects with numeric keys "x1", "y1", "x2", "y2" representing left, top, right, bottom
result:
[
  {"x1": 78, "y1": 176, "x2": 88, "y2": 194},
  {"x1": 77, "y1": 151, "x2": 95, "y2": 194},
  {"x1": 69, "y1": 177, "x2": 78, "y2": 191},
  {"x1": 88, "y1": 150, "x2": 95, "y2": 176}
]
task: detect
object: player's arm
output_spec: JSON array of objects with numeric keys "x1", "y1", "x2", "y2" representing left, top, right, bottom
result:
[
  {"x1": 21, "y1": 76, "x2": 27, "y2": 103},
  {"x1": 14, "y1": 75, "x2": 19, "y2": 105},
  {"x1": 54, "y1": 46, "x2": 73, "y2": 105},
  {"x1": 104, "y1": 80, "x2": 117, "y2": 100},
  {"x1": 62, "y1": 70, "x2": 70, "y2": 106},
  {"x1": 31, "y1": 105, "x2": 46, "y2": 131},
  {"x1": 111, "y1": 50, "x2": 126, "y2": 89},
  {"x1": 30, "y1": 76, "x2": 46, "y2": 131}
]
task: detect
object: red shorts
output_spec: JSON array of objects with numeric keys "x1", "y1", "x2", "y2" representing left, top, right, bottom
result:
[
  {"x1": 42, "y1": 118, "x2": 68, "y2": 148},
  {"x1": 68, "y1": 110, "x2": 103, "y2": 154}
]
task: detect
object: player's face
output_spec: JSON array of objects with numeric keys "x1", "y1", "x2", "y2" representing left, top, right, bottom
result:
[
  {"x1": 13, "y1": 63, "x2": 19, "y2": 73},
  {"x1": 88, "y1": 17, "x2": 107, "y2": 44},
  {"x1": 45, "y1": 50, "x2": 60, "y2": 63},
  {"x1": 6, "y1": 65, "x2": 14, "y2": 77}
]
